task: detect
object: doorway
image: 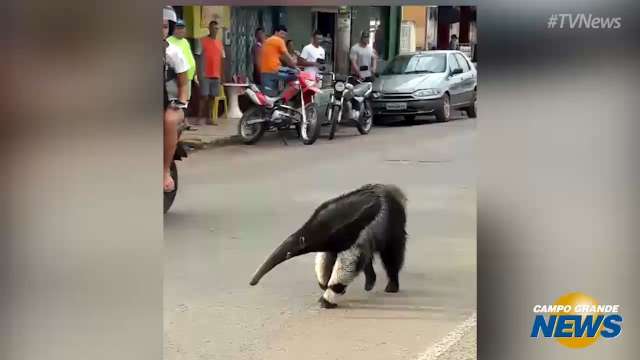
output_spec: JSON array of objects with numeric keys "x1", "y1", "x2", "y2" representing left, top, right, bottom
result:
[{"x1": 315, "y1": 12, "x2": 337, "y2": 73}]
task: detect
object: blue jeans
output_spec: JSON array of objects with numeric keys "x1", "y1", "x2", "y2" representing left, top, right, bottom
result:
[
  {"x1": 261, "y1": 73, "x2": 279, "y2": 97},
  {"x1": 261, "y1": 68, "x2": 298, "y2": 96}
]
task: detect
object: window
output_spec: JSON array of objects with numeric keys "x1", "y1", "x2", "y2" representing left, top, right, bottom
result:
[
  {"x1": 448, "y1": 54, "x2": 462, "y2": 72},
  {"x1": 382, "y1": 53, "x2": 447, "y2": 75},
  {"x1": 455, "y1": 54, "x2": 470, "y2": 72}
]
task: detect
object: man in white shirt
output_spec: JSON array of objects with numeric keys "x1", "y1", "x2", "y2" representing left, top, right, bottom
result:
[
  {"x1": 350, "y1": 31, "x2": 377, "y2": 82},
  {"x1": 299, "y1": 30, "x2": 326, "y2": 77},
  {"x1": 165, "y1": 43, "x2": 190, "y2": 102},
  {"x1": 163, "y1": 6, "x2": 190, "y2": 192}
]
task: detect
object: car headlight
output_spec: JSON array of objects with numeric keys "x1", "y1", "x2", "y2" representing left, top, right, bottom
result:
[
  {"x1": 413, "y1": 89, "x2": 441, "y2": 98},
  {"x1": 372, "y1": 91, "x2": 381, "y2": 99},
  {"x1": 334, "y1": 81, "x2": 345, "y2": 92}
]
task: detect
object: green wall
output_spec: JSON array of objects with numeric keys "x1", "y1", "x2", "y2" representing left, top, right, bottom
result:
[
  {"x1": 350, "y1": 7, "x2": 376, "y2": 48},
  {"x1": 349, "y1": 6, "x2": 400, "y2": 62},
  {"x1": 284, "y1": 7, "x2": 314, "y2": 54},
  {"x1": 388, "y1": 6, "x2": 400, "y2": 60}
]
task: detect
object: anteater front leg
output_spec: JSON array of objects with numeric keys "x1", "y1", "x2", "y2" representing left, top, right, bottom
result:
[
  {"x1": 319, "y1": 246, "x2": 363, "y2": 308},
  {"x1": 363, "y1": 258, "x2": 377, "y2": 291},
  {"x1": 315, "y1": 252, "x2": 337, "y2": 291}
]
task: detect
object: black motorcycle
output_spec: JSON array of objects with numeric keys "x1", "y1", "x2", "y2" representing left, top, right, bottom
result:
[{"x1": 323, "y1": 72, "x2": 374, "y2": 140}]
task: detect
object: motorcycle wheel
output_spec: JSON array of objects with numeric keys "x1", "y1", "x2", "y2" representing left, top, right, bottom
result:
[
  {"x1": 328, "y1": 105, "x2": 341, "y2": 140},
  {"x1": 238, "y1": 106, "x2": 266, "y2": 145},
  {"x1": 356, "y1": 100, "x2": 373, "y2": 135},
  {"x1": 163, "y1": 161, "x2": 178, "y2": 214},
  {"x1": 301, "y1": 103, "x2": 321, "y2": 145}
]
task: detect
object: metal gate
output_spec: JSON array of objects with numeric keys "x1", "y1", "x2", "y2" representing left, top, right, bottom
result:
[{"x1": 229, "y1": 7, "x2": 275, "y2": 81}]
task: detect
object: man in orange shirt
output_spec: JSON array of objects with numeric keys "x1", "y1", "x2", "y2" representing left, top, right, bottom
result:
[
  {"x1": 196, "y1": 20, "x2": 225, "y2": 125},
  {"x1": 259, "y1": 25, "x2": 297, "y2": 96}
]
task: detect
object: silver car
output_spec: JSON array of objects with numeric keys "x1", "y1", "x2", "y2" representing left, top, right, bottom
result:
[{"x1": 371, "y1": 50, "x2": 477, "y2": 122}]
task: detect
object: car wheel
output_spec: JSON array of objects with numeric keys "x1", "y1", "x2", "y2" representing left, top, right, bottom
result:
[
  {"x1": 465, "y1": 102, "x2": 477, "y2": 118},
  {"x1": 465, "y1": 92, "x2": 478, "y2": 118},
  {"x1": 435, "y1": 93, "x2": 451, "y2": 122}
]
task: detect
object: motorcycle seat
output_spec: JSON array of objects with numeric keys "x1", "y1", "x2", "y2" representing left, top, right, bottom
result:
[{"x1": 352, "y1": 82, "x2": 372, "y2": 97}]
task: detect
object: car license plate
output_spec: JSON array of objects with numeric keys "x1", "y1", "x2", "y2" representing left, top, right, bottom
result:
[{"x1": 386, "y1": 102, "x2": 407, "y2": 110}]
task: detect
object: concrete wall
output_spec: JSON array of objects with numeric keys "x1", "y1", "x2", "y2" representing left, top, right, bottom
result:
[
  {"x1": 285, "y1": 7, "x2": 314, "y2": 54},
  {"x1": 335, "y1": 10, "x2": 352, "y2": 75},
  {"x1": 183, "y1": 5, "x2": 230, "y2": 39}
]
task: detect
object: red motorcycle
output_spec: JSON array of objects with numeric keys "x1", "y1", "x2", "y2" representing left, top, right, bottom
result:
[{"x1": 238, "y1": 68, "x2": 322, "y2": 145}]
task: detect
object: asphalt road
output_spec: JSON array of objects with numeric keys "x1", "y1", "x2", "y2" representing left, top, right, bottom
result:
[{"x1": 164, "y1": 114, "x2": 477, "y2": 360}]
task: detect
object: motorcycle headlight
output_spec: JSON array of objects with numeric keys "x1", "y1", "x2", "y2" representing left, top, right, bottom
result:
[
  {"x1": 334, "y1": 81, "x2": 345, "y2": 92},
  {"x1": 372, "y1": 91, "x2": 381, "y2": 99},
  {"x1": 413, "y1": 89, "x2": 441, "y2": 98}
]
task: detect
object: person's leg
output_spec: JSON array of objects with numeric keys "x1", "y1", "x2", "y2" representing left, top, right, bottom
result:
[
  {"x1": 198, "y1": 77, "x2": 211, "y2": 124},
  {"x1": 261, "y1": 73, "x2": 278, "y2": 97},
  {"x1": 209, "y1": 78, "x2": 220, "y2": 125},
  {"x1": 163, "y1": 108, "x2": 182, "y2": 191}
]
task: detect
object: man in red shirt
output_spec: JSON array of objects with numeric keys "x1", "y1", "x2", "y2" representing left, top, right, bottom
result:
[{"x1": 196, "y1": 20, "x2": 225, "y2": 125}]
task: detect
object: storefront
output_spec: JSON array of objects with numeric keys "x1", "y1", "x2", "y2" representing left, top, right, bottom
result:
[
  {"x1": 174, "y1": 6, "x2": 404, "y2": 85},
  {"x1": 400, "y1": 6, "x2": 477, "y2": 59}
]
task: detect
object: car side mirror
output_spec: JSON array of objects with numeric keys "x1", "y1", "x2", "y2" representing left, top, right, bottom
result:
[{"x1": 450, "y1": 68, "x2": 463, "y2": 76}]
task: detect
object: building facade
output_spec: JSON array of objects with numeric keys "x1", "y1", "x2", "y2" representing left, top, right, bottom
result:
[
  {"x1": 171, "y1": 6, "x2": 407, "y2": 82},
  {"x1": 400, "y1": 6, "x2": 477, "y2": 59},
  {"x1": 226, "y1": 6, "x2": 402, "y2": 82}
]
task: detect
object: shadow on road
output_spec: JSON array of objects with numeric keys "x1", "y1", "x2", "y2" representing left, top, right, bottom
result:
[{"x1": 376, "y1": 112, "x2": 469, "y2": 127}]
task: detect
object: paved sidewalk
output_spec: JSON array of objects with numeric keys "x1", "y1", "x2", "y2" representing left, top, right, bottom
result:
[{"x1": 180, "y1": 117, "x2": 241, "y2": 149}]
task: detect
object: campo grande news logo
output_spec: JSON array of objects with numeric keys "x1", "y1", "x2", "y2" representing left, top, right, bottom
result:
[{"x1": 530, "y1": 292, "x2": 623, "y2": 348}]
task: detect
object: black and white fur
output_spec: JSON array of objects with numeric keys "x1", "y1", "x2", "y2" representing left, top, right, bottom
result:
[
  {"x1": 313, "y1": 184, "x2": 407, "y2": 308},
  {"x1": 249, "y1": 184, "x2": 407, "y2": 309}
]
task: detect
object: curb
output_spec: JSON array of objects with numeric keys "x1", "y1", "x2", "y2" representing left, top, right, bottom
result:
[{"x1": 181, "y1": 134, "x2": 242, "y2": 150}]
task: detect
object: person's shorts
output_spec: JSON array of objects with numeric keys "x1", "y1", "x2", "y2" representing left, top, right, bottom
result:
[
  {"x1": 200, "y1": 77, "x2": 220, "y2": 97},
  {"x1": 165, "y1": 79, "x2": 192, "y2": 101}
]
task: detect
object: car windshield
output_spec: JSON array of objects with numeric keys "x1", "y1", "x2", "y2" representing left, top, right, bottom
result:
[{"x1": 383, "y1": 53, "x2": 446, "y2": 75}]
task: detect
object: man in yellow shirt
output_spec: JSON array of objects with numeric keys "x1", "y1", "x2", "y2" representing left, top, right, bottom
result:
[
  {"x1": 167, "y1": 19, "x2": 197, "y2": 100},
  {"x1": 259, "y1": 25, "x2": 297, "y2": 96}
]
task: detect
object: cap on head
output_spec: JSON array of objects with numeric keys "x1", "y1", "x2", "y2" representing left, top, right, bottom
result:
[
  {"x1": 175, "y1": 19, "x2": 185, "y2": 28},
  {"x1": 163, "y1": 6, "x2": 177, "y2": 22}
]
